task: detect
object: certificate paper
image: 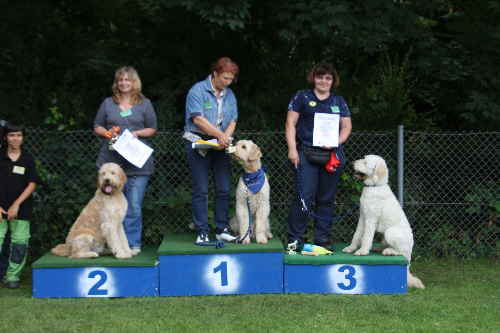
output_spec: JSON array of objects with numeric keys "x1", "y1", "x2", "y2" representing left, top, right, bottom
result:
[
  {"x1": 112, "y1": 129, "x2": 153, "y2": 168},
  {"x1": 313, "y1": 113, "x2": 340, "y2": 147}
]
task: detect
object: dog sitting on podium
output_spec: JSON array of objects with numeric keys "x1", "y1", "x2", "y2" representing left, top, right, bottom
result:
[
  {"x1": 51, "y1": 162, "x2": 134, "y2": 259},
  {"x1": 343, "y1": 155, "x2": 425, "y2": 289},
  {"x1": 228, "y1": 140, "x2": 272, "y2": 244}
]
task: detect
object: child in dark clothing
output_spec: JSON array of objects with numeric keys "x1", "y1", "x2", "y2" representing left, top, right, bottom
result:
[{"x1": 0, "y1": 123, "x2": 40, "y2": 289}]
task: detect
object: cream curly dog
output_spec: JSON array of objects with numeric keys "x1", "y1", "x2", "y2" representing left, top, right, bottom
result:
[
  {"x1": 343, "y1": 155, "x2": 425, "y2": 288},
  {"x1": 51, "y1": 162, "x2": 134, "y2": 259},
  {"x1": 229, "y1": 140, "x2": 272, "y2": 244}
]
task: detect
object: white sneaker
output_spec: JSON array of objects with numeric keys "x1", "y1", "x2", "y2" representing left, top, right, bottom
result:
[
  {"x1": 215, "y1": 228, "x2": 237, "y2": 242},
  {"x1": 130, "y1": 248, "x2": 141, "y2": 256},
  {"x1": 195, "y1": 233, "x2": 210, "y2": 244}
]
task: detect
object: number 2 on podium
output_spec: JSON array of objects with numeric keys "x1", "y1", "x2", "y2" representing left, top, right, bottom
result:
[{"x1": 88, "y1": 270, "x2": 108, "y2": 296}]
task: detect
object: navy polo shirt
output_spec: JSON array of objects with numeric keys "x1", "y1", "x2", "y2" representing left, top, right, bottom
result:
[
  {"x1": 0, "y1": 149, "x2": 40, "y2": 220},
  {"x1": 288, "y1": 90, "x2": 351, "y2": 147}
]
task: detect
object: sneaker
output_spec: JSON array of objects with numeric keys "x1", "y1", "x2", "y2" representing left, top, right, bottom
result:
[
  {"x1": 215, "y1": 228, "x2": 237, "y2": 242},
  {"x1": 4, "y1": 280, "x2": 20, "y2": 289},
  {"x1": 130, "y1": 248, "x2": 141, "y2": 256},
  {"x1": 195, "y1": 233, "x2": 210, "y2": 244}
]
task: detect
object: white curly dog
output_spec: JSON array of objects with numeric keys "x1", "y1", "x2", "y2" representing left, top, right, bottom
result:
[
  {"x1": 343, "y1": 155, "x2": 425, "y2": 289},
  {"x1": 51, "y1": 162, "x2": 134, "y2": 259},
  {"x1": 229, "y1": 140, "x2": 272, "y2": 244}
]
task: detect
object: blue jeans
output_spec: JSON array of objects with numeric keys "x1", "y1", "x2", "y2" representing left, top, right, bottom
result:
[
  {"x1": 123, "y1": 175, "x2": 149, "y2": 249},
  {"x1": 287, "y1": 149, "x2": 344, "y2": 244},
  {"x1": 186, "y1": 142, "x2": 231, "y2": 235}
]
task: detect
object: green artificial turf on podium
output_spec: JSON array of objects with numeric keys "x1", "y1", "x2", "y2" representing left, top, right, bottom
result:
[
  {"x1": 32, "y1": 246, "x2": 158, "y2": 268},
  {"x1": 157, "y1": 234, "x2": 284, "y2": 255},
  {"x1": 284, "y1": 243, "x2": 408, "y2": 265}
]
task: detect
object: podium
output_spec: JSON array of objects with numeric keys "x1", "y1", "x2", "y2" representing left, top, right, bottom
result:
[
  {"x1": 284, "y1": 244, "x2": 408, "y2": 294},
  {"x1": 32, "y1": 247, "x2": 159, "y2": 298},
  {"x1": 157, "y1": 234, "x2": 284, "y2": 296}
]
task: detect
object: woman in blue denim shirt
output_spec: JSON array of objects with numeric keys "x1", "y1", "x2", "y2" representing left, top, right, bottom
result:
[
  {"x1": 285, "y1": 63, "x2": 352, "y2": 250},
  {"x1": 184, "y1": 57, "x2": 239, "y2": 244}
]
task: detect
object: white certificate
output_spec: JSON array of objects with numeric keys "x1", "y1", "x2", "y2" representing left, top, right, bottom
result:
[
  {"x1": 313, "y1": 113, "x2": 340, "y2": 147},
  {"x1": 112, "y1": 129, "x2": 154, "y2": 168}
]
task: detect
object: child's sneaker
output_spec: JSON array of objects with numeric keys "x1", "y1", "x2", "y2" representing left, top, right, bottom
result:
[
  {"x1": 215, "y1": 228, "x2": 237, "y2": 242},
  {"x1": 195, "y1": 233, "x2": 210, "y2": 244},
  {"x1": 3, "y1": 279, "x2": 20, "y2": 289}
]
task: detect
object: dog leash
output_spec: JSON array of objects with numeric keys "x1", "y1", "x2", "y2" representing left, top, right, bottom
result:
[
  {"x1": 195, "y1": 240, "x2": 226, "y2": 249},
  {"x1": 295, "y1": 164, "x2": 359, "y2": 223}
]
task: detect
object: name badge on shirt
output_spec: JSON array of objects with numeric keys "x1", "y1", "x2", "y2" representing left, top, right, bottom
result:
[
  {"x1": 120, "y1": 109, "x2": 132, "y2": 117},
  {"x1": 330, "y1": 106, "x2": 340, "y2": 113},
  {"x1": 13, "y1": 166, "x2": 25, "y2": 175}
]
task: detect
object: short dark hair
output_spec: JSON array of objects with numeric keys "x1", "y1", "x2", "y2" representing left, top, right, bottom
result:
[
  {"x1": 307, "y1": 63, "x2": 340, "y2": 88},
  {"x1": 3, "y1": 122, "x2": 25, "y2": 138}
]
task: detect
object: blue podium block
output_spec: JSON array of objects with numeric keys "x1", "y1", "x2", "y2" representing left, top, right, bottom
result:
[
  {"x1": 158, "y1": 234, "x2": 284, "y2": 296},
  {"x1": 32, "y1": 247, "x2": 159, "y2": 298},
  {"x1": 284, "y1": 244, "x2": 408, "y2": 294}
]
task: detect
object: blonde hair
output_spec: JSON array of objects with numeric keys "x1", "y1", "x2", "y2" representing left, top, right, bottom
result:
[{"x1": 111, "y1": 66, "x2": 145, "y2": 105}]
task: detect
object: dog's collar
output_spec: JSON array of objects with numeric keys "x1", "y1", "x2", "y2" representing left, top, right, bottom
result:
[{"x1": 242, "y1": 167, "x2": 266, "y2": 194}]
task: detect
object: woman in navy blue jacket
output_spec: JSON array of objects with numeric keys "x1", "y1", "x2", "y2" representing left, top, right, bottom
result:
[{"x1": 285, "y1": 63, "x2": 352, "y2": 250}]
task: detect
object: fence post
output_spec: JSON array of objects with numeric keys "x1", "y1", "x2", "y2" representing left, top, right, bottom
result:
[{"x1": 397, "y1": 125, "x2": 404, "y2": 205}]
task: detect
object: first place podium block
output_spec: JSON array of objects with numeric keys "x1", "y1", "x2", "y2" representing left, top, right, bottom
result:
[
  {"x1": 32, "y1": 247, "x2": 159, "y2": 298},
  {"x1": 158, "y1": 234, "x2": 284, "y2": 296},
  {"x1": 284, "y1": 244, "x2": 408, "y2": 294}
]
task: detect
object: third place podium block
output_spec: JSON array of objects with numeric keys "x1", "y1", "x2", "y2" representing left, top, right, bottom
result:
[
  {"x1": 284, "y1": 244, "x2": 408, "y2": 294},
  {"x1": 158, "y1": 234, "x2": 284, "y2": 296}
]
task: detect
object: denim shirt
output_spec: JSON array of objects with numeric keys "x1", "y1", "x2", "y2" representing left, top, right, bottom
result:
[{"x1": 184, "y1": 75, "x2": 238, "y2": 134}]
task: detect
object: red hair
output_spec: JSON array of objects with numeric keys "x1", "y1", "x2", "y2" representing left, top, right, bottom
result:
[{"x1": 211, "y1": 57, "x2": 239, "y2": 78}]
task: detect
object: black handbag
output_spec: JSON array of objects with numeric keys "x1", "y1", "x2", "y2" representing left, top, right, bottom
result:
[{"x1": 302, "y1": 146, "x2": 331, "y2": 165}]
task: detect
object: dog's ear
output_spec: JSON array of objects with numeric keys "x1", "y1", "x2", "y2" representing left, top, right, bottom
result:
[
  {"x1": 248, "y1": 144, "x2": 262, "y2": 161},
  {"x1": 372, "y1": 159, "x2": 388, "y2": 184}
]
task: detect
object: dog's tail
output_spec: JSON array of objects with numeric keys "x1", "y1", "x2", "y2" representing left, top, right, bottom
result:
[
  {"x1": 408, "y1": 268, "x2": 425, "y2": 289},
  {"x1": 51, "y1": 243, "x2": 71, "y2": 257}
]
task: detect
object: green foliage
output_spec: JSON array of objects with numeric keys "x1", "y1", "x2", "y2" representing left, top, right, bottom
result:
[
  {"x1": 1, "y1": 0, "x2": 499, "y2": 130},
  {"x1": 465, "y1": 182, "x2": 500, "y2": 219}
]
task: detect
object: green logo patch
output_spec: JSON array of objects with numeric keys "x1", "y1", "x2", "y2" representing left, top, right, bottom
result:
[
  {"x1": 330, "y1": 106, "x2": 340, "y2": 113},
  {"x1": 120, "y1": 109, "x2": 132, "y2": 117},
  {"x1": 204, "y1": 102, "x2": 212, "y2": 109}
]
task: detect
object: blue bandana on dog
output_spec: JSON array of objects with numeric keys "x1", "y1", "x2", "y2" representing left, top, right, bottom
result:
[{"x1": 243, "y1": 168, "x2": 266, "y2": 194}]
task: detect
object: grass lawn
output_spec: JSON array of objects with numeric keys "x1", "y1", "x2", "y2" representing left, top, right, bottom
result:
[{"x1": 1, "y1": 258, "x2": 499, "y2": 333}]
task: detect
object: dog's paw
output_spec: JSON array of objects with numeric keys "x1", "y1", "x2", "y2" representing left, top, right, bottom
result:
[
  {"x1": 70, "y1": 251, "x2": 99, "y2": 259},
  {"x1": 115, "y1": 251, "x2": 132, "y2": 259},
  {"x1": 342, "y1": 245, "x2": 356, "y2": 253},
  {"x1": 266, "y1": 232, "x2": 273, "y2": 239},
  {"x1": 256, "y1": 234, "x2": 268, "y2": 244},
  {"x1": 354, "y1": 248, "x2": 369, "y2": 256},
  {"x1": 241, "y1": 237, "x2": 251, "y2": 244},
  {"x1": 382, "y1": 248, "x2": 399, "y2": 256},
  {"x1": 130, "y1": 248, "x2": 141, "y2": 256}
]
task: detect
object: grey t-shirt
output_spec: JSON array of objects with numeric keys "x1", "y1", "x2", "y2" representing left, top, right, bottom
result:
[{"x1": 94, "y1": 97, "x2": 158, "y2": 176}]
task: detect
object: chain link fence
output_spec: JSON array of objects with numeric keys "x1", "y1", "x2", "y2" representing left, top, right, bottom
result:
[{"x1": 25, "y1": 128, "x2": 499, "y2": 258}]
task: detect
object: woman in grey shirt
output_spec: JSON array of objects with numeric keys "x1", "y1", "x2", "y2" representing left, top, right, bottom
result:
[{"x1": 94, "y1": 66, "x2": 157, "y2": 255}]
